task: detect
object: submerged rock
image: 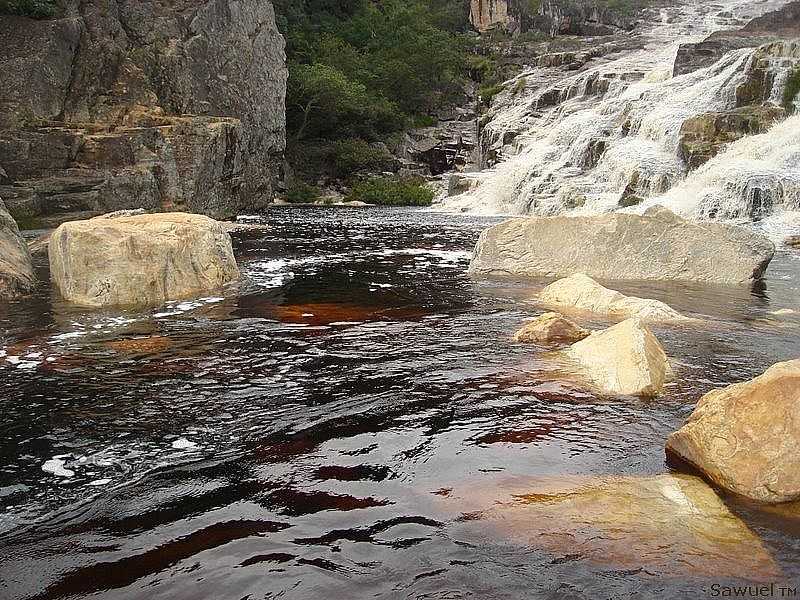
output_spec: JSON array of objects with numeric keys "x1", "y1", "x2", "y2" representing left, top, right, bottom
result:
[
  {"x1": 469, "y1": 207, "x2": 775, "y2": 285},
  {"x1": 563, "y1": 318, "x2": 672, "y2": 397},
  {"x1": 441, "y1": 473, "x2": 779, "y2": 580},
  {"x1": 513, "y1": 312, "x2": 589, "y2": 344},
  {"x1": 49, "y1": 213, "x2": 239, "y2": 308},
  {"x1": 539, "y1": 273, "x2": 688, "y2": 322},
  {"x1": 667, "y1": 359, "x2": 800, "y2": 504},
  {"x1": 0, "y1": 198, "x2": 35, "y2": 299}
]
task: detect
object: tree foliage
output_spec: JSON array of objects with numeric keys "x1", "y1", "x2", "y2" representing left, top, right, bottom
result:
[
  {"x1": 0, "y1": 0, "x2": 57, "y2": 18},
  {"x1": 275, "y1": 0, "x2": 470, "y2": 142}
]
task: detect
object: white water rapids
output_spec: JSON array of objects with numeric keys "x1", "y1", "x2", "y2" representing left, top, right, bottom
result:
[{"x1": 444, "y1": 0, "x2": 800, "y2": 238}]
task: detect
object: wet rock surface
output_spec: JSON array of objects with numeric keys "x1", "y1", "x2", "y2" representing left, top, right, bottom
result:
[
  {"x1": 0, "y1": 198, "x2": 35, "y2": 299},
  {"x1": 667, "y1": 359, "x2": 800, "y2": 504},
  {"x1": 512, "y1": 311, "x2": 589, "y2": 344},
  {"x1": 674, "y1": 1, "x2": 800, "y2": 76},
  {"x1": 539, "y1": 273, "x2": 688, "y2": 322},
  {"x1": 441, "y1": 473, "x2": 780, "y2": 580},
  {"x1": 679, "y1": 106, "x2": 787, "y2": 170}
]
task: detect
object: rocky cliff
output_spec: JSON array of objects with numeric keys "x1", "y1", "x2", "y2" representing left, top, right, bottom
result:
[
  {"x1": 470, "y1": 0, "x2": 638, "y2": 36},
  {"x1": 0, "y1": 0, "x2": 287, "y2": 222}
]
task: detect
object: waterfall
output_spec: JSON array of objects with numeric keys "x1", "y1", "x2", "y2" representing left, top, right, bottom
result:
[
  {"x1": 645, "y1": 115, "x2": 800, "y2": 221},
  {"x1": 444, "y1": 1, "x2": 800, "y2": 235}
]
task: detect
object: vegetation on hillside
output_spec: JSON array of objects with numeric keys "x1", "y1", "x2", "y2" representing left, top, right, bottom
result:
[
  {"x1": 0, "y1": 0, "x2": 57, "y2": 18},
  {"x1": 783, "y1": 68, "x2": 800, "y2": 114},
  {"x1": 272, "y1": 0, "x2": 471, "y2": 201},
  {"x1": 347, "y1": 176, "x2": 435, "y2": 206},
  {"x1": 274, "y1": 0, "x2": 471, "y2": 143}
]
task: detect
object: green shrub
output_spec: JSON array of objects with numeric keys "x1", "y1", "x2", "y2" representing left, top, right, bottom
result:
[
  {"x1": 331, "y1": 139, "x2": 395, "y2": 177},
  {"x1": 479, "y1": 83, "x2": 505, "y2": 104},
  {"x1": 0, "y1": 0, "x2": 57, "y2": 18},
  {"x1": 347, "y1": 176, "x2": 434, "y2": 206},
  {"x1": 285, "y1": 181, "x2": 321, "y2": 204},
  {"x1": 783, "y1": 68, "x2": 800, "y2": 114}
]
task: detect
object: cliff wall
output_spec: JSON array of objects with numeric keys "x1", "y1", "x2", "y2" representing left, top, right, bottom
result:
[{"x1": 0, "y1": 0, "x2": 287, "y2": 221}]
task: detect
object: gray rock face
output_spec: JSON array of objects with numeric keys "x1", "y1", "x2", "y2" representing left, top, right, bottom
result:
[
  {"x1": 0, "y1": 198, "x2": 35, "y2": 299},
  {"x1": 470, "y1": 0, "x2": 636, "y2": 36},
  {"x1": 468, "y1": 207, "x2": 775, "y2": 285},
  {"x1": 0, "y1": 0, "x2": 287, "y2": 221}
]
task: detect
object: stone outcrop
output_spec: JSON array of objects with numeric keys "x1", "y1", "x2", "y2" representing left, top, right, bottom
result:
[
  {"x1": 563, "y1": 318, "x2": 672, "y2": 397},
  {"x1": 513, "y1": 311, "x2": 589, "y2": 344},
  {"x1": 667, "y1": 359, "x2": 800, "y2": 504},
  {"x1": 673, "y1": 2, "x2": 800, "y2": 76},
  {"x1": 0, "y1": 198, "x2": 35, "y2": 299},
  {"x1": 470, "y1": 0, "x2": 512, "y2": 32},
  {"x1": 49, "y1": 213, "x2": 239, "y2": 307},
  {"x1": 470, "y1": 0, "x2": 638, "y2": 36},
  {"x1": 0, "y1": 0, "x2": 287, "y2": 222},
  {"x1": 539, "y1": 274, "x2": 688, "y2": 322},
  {"x1": 468, "y1": 206, "x2": 775, "y2": 285},
  {"x1": 679, "y1": 106, "x2": 786, "y2": 170},
  {"x1": 442, "y1": 474, "x2": 779, "y2": 579}
]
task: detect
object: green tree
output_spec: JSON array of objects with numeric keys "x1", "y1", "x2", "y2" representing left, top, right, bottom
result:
[{"x1": 287, "y1": 63, "x2": 403, "y2": 141}]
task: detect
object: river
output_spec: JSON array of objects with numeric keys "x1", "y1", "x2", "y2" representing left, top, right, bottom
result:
[{"x1": 1, "y1": 207, "x2": 799, "y2": 598}]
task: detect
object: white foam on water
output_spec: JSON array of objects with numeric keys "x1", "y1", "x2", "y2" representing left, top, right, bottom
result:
[
  {"x1": 42, "y1": 458, "x2": 75, "y2": 478},
  {"x1": 171, "y1": 438, "x2": 199, "y2": 450}
]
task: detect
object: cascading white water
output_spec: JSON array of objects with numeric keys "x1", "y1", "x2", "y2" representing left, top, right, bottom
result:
[
  {"x1": 643, "y1": 115, "x2": 800, "y2": 220},
  {"x1": 445, "y1": 0, "x2": 800, "y2": 236}
]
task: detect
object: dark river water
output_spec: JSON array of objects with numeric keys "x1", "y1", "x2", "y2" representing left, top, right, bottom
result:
[{"x1": 0, "y1": 207, "x2": 799, "y2": 599}]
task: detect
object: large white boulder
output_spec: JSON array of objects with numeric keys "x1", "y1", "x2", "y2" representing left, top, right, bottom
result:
[
  {"x1": 49, "y1": 212, "x2": 239, "y2": 307},
  {"x1": 564, "y1": 318, "x2": 673, "y2": 397},
  {"x1": 667, "y1": 359, "x2": 800, "y2": 504},
  {"x1": 469, "y1": 206, "x2": 775, "y2": 285},
  {"x1": 0, "y1": 199, "x2": 35, "y2": 299},
  {"x1": 539, "y1": 273, "x2": 688, "y2": 322}
]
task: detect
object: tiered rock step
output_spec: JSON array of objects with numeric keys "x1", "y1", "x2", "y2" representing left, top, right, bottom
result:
[
  {"x1": 401, "y1": 107, "x2": 480, "y2": 177},
  {"x1": 0, "y1": 115, "x2": 243, "y2": 226}
]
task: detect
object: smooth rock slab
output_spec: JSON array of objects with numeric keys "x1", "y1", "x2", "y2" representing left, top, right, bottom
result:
[
  {"x1": 513, "y1": 312, "x2": 589, "y2": 344},
  {"x1": 667, "y1": 359, "x2": 800, "y2": 504},
  {"x1": 563, "y1": 318, "x2": 673, "y2": 397},
  {"x1": 468, "y1": 206, "x2": 775, "y2": 285},
  {"x1": 440, "y1": 474, "x2": 779, "y2": 580},
  {"x1": 539, "y1": 273, "x2": 688, "y2": 322},
  {"x1": 0, "y1": 198, "x2": 35, "y2": 299},
  {"x1": 49, "y1": 213, "x2": 239, "y2": 307}
]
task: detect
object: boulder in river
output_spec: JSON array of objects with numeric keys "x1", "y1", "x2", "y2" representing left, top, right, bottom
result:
[
  {"x1": 513, "y1": 312, "x2": 589, "y2": 344},
  {"x1": 0, "y1": 198, "x2": 35, "y2": 299},
  {"x1": 49, "y1": 213, "x2": 239, "y2": 307},
  {"x1": 514, "y1": 312, "x2": 591, "y2": 344},
  {"x1": 539, "y1": 273, "x2": 688, "y2": 322},
  {"x1": 667, "y1": 359, "x2": 800, "y2": 504},
  {"x1": 564, "y1": 318, "x2": 673, "y2": 397},
  {"x1": 440, "y1": 473, "x2": 779, "y2": 580},
  {"x1": 468, "y1": 206, "x2": 775, "y2": 285}
]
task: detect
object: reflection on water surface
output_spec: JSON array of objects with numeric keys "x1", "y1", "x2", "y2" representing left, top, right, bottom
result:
[{"x1": 0, "y1": 207, "x2": 798, "y2": 599}]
